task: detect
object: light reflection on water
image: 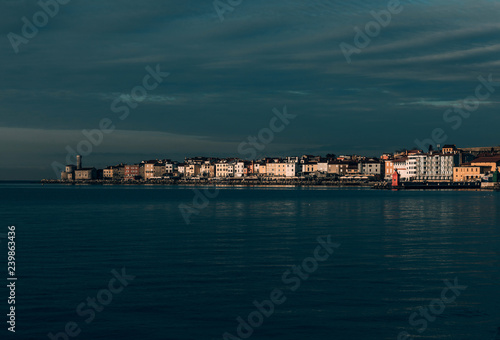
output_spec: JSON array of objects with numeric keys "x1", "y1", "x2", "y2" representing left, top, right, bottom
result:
[{"x1": 0, "y1": 184, "x2": 499, "y2": 339}]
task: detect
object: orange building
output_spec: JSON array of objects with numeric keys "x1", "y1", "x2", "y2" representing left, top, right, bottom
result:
[{"x1": 385, "y1": 160, "x2": 394, "y2": 180}]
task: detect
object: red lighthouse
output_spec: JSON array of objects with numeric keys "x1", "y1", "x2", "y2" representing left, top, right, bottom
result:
[{"x1": 392, "y1": 170, "x2": 400, "y2": 187}]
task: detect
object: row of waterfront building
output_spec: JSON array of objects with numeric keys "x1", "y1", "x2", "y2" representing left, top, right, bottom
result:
[{"x1": 60, "y1": 145, "x2": 500, "y2": 183}]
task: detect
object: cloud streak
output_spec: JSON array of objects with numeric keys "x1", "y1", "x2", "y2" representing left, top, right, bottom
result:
[{"x1": 1, "y1": 0, "x2": 499, "y2": 179}]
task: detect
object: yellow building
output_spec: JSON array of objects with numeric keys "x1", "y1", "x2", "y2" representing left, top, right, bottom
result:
[
  {"x1": 143, "y1": 161, "x2": 158, "y2": 180},
  {"x1": 103, "y1": 167, "x2": 115, "y2": 179},
  {"x1": 453, "y1": 166, "x2": 489, "y2": 182},
  {"x1": 442, "y1": 144, "x2": 458, "y2": 154},
  {"x1": 301, "y1": 162, "x2": 318, "y2": 174},
  {"x1": 258, "y1": 164, "x2": 267, "y2": 176},
  {"x1": 470, "y1": 156, "x2": 500, "y2": 172}
]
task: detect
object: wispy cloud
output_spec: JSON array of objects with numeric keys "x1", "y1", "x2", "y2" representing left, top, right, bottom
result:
[
  {"x1": 1, "y1": 0, "x2": 500, "y2": 179},
  {"x1": 398, "y1": 99, "x2": 500, "y2": 108}
]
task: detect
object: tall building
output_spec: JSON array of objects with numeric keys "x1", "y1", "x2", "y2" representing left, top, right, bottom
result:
[
  {"x1": 408, "y1": 152, "x2": 460, "y2": 181},
  {"x1": 143, "y1": 160, "x2": 158, "y2": 180}
]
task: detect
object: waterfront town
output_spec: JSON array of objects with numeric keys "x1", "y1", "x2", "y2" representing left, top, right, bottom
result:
[{"x1": 54, "y1": 144, "x2": 500, "y2": 188}]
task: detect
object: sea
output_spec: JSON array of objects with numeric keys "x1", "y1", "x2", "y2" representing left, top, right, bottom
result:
[{"x1": 0, "y1": 183, "x2": 499, "y2": 340}]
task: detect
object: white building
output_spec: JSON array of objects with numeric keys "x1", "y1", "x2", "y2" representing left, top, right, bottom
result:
[
  {"x1": 165, "y1": 162, "x2": 175, "y2": 174},
  {"x1": 177, "y1": 164, "x2": 186, "y2": 176},
  {"x1": 393, "y1": 157, "x2": 413, "y2": 181},
  {"x1": 409, "y1": 153, "x2": 459, "y2": 181},
  {"x1": 358, "y1": 161, "x2": 384, "y2": 177},
  {"x1": 253, "y1": 163, "x2": 261, "y2": 175},
  {"x1": 233, "y1": 161, "x2": 245, "y2": 177},
  {"x1": 317, "y1": 162, "x2": 329, "y2": 173},
  {"x1": 285, "y1": 162, "x2": 300, "y2": 177},
  {"x1": 216, "y1": 162, "x2": 233, "y2": 177}
]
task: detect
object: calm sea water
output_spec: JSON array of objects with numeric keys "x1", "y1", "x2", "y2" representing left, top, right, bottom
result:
[{"x1": 0, "y1": 184, "x2": 499, "y2": 340}]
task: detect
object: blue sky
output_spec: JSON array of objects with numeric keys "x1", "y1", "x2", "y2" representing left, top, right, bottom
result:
[{"x1": 1, "y1": 0, "x2": 500, "y2": 179}]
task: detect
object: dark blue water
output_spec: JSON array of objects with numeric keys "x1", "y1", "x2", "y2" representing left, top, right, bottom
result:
[{"x1": 0, "y1": 184, "x2": 499, "y2": 340}]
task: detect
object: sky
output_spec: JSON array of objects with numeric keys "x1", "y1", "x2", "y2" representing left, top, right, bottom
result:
[{"x1": 1, "y1": 0, "x2": 500, "y2": 179}]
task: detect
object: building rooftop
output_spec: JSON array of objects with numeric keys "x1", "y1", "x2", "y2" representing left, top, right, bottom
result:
[{"x1": 471, "y1": 156, "x2": 500, "y2": 163}]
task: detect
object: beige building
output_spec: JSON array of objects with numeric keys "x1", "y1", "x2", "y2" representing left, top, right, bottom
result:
[
  {"x1": 103, "y1": 165, "x2": 124, "y2": 180},
  {"x1": 115, "y1": 165, "x2": 125, "y2": 179},
  {"x1": 75, "y1": 168, "x2": 96, "y2": 180},
  {"x1": 177, "y1": 164, "x2": 187, "y2": 176},
  {"x1": 258, "y1": 163, "x2": 267, "y2": 176},
  {"x1": 328, "y1": 162, "x2": 348, "y2": 175},
  {"x1": 215, "y1": 162, "x2": 232, "y2": 177},
  {"x1": 201, "y1": 164, "x2": 215, "y2": 178},
  {"x1": 317, "y1": 162, "x2": 328, "y2": 173},
  {"x1": 60, "y1": 165, "x2": 77, "y2": 180},
  {"x1": 143, "y1": 161, "x2": 158, "y2": 180},
  {"x1": 266, "y1": 162, "x2": 287, "y2": 177},
  {"x1": 301, "y1": 162, "x2": 318, "y2": 174},
  {"x1": 346, "y1": 165, "x2": 360, "y2": 175},
  {"x1": 186, "y1": 164, "x2": 201, "y2": 177}
]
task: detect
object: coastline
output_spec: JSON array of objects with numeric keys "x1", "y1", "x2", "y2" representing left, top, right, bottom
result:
[
  {"x1": 41, "y1": 178, "x2": 373, "y2": 188},
  {"x1": 39, "y1": 179, "x2": 500, "y2": 190}
]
